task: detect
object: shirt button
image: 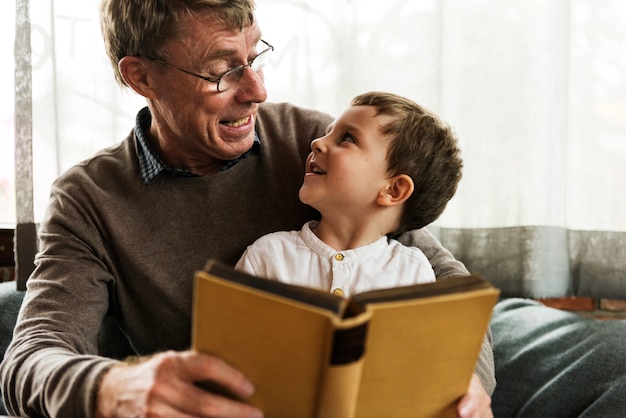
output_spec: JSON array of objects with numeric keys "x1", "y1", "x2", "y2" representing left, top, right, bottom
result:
[
  {"x1": 334, "y1": 253, "x2": 344, "y2": 261},
  {"x1": 333, "y1": 288, "x2": 344, "y2": 296}
]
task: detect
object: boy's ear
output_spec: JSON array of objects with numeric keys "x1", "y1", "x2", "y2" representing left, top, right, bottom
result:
[
  {"x1": 377, "y1": 174, "x2": 414, "y2": 207},
  {"x1": 118, "y1": 56, "x2": 158, "y2": 99}
]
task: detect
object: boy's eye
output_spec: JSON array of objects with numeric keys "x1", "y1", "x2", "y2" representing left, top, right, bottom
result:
[{"x1": 340, "y1": 134, "x2": 356, "y2": 144}]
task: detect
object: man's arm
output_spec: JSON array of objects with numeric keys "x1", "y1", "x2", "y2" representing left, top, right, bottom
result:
[
  {"x1": 0, "y1": 205, "x2": 131, "y2": 418},
  {"x1": 1, "y1": 207, "x2": 262, "y2": 418},
  {"x1": 396, "y1": 227, "x2": 469, "y2": 278}
]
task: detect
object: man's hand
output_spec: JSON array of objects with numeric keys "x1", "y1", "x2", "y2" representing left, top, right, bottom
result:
[
  {"x1": 457, "y1": 374, "x2": 493, "y2": 418},
  {"x1": 95, "y1": 350, "x2": 263, "y2": 418}
]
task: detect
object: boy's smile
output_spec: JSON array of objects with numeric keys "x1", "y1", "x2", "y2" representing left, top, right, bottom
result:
[{"x1": 307, "y1": 161, "x2": 326, "y2": 175}]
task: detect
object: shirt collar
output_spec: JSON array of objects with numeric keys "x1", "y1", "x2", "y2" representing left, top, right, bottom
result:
[{"x1": 135, "y1": 106, "x2": 261, "y2": 184}]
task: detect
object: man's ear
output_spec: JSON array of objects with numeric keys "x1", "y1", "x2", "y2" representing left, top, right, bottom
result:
[
  {"x1": 118, "y1": 56, "x2": 158, "y2": 99},
  {"x1": 377, "y1": 174, "x2": 414, "y2": 207}
]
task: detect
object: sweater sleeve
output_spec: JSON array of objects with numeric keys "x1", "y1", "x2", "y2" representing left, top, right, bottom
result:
[
  {"x1": 396, "y1": 228, "x2": 496, "y2": 395},
  {"x1": 0, "y1": 176, "x2": 121, "y2": 417}
]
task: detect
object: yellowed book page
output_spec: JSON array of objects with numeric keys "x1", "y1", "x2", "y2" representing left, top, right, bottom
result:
[{"x1": 355, "y1": 289, "x2": 499, "y2": 418}]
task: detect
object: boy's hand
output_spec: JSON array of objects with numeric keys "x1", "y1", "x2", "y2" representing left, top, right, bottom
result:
[{"x1": 457, "y1": 373, "x2": 493, "y2": 418}]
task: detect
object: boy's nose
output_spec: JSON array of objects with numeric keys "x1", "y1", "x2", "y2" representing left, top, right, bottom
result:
[{"x1": 311, "y1": 136, "x2": 326, "y2": 153}]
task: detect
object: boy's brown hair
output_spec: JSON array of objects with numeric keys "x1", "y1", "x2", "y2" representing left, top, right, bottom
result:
[{"x1": 351, "y1": 91, "x2": 463, "y2": 234}]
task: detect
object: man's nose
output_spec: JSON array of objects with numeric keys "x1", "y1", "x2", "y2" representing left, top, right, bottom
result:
[{"x1": 234, "y1": 66, "x2": 268, "y2": 103}]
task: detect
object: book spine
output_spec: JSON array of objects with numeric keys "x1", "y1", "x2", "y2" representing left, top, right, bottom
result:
[
  {"x1": 315, "y1": 361, "x2": 364, "y2": 418},
  {"x1": 315, "y1": 321, "x2": 369, "y2": 418}
]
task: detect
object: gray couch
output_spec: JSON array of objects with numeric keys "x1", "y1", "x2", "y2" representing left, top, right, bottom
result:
[{"x1": 2, "y1": 280, "x2": 626, "y2": 417}]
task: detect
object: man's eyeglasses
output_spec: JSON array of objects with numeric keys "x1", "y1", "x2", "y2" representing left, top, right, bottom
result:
[{"x1": 149, "y1": 39, "x2": 274, "y2": 92}]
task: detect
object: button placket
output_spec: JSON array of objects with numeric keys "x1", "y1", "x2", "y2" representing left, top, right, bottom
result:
[{"x1": 331, "y1": 252, "x2": 348, "y2": 296}]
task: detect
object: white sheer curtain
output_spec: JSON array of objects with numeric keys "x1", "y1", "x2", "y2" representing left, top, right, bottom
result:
[{"x1": 11, "y1": 0, "x2": 626, "y2": 297}]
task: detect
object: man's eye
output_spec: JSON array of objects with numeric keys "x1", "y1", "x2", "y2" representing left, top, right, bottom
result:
[
  {"x1": 205, "y1": 63, "x2": 230, "y2": 78},
  {"x1": 206, "y1": 69, "x2": 228, "y2": 79}
]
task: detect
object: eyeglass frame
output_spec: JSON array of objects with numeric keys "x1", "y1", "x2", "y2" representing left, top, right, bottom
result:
[{"x1": 147, "y1": 39, "x2": 274, "y2": 92}]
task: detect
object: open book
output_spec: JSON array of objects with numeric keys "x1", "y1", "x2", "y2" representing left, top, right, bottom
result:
[{"x1": 192, "y1": 259, "x2": 499, "y2": 418}]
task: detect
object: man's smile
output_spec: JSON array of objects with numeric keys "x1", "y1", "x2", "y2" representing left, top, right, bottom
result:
[{"x1": 221, "y1": 115, "x2": 251, "y2": 127}]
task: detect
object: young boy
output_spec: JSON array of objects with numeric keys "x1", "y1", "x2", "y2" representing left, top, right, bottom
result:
[{"x1": 236, "y1": 91, "x2": 463, "y2": 297}]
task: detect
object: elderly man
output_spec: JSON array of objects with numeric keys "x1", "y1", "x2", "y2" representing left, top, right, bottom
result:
[{"x1": 1, "y1": 1, "x2": 494, "y2": 416}]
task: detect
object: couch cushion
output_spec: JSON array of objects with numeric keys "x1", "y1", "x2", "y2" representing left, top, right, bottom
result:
[
  {"x1": 0, "y1": 281, "x2": 25, "y2": 362},
  {"x1": 0, "y1": 281, "x2": 25, "y2": 415},
  {"x1": 491, "y1": 298, "x2": 626, "y2": 417}
]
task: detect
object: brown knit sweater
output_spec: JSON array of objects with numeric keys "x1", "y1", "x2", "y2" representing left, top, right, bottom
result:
[{"x1": 1, "y1": 102, "x2": 494, "y2": 417}]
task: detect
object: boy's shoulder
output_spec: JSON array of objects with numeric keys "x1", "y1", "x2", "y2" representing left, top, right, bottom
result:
[
  {"x1": 387, "y1": 237, "x2": 430, "y2": 261},
  {"x1": 247, "y1": 225, "x2": 308, "y2": 252}
]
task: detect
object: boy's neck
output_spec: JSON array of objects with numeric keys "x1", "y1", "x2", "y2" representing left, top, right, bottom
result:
[{"x1": 312, "y1": 213, "x2": 400, "y2": 251}]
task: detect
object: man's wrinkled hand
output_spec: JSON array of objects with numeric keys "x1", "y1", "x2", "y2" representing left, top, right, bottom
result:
[{"x1": 95, "y1": 350, "x2": 263, "y2": 418}]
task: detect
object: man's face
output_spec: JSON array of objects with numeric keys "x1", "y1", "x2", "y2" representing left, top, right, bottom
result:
[{"x1": 146, "y1": 13, "x2": 268, "y2": 172}]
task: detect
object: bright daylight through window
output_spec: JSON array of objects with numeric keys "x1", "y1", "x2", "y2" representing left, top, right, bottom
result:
[{"x1": 1, "y1": 2, "x2": 16, "y2": 227}]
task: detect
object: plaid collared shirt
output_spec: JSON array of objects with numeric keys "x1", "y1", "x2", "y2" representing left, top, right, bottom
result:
[{"x1": 135, "y1": 107, "x2": 261, "y2": 184}]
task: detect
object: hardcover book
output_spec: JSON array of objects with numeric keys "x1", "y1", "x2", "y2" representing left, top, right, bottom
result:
[{"x1": 192, "y1": 259, "x2": 499, "y2": 418}]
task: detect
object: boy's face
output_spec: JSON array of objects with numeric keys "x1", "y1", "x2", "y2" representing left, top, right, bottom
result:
[{"x1": 299, "y1": 105, "x2": 395, "y2": 217}]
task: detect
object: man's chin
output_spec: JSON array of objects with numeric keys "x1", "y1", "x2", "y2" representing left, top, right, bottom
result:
[{"x1": 222, "y1": 138, "x2": 256, "y2": 160}]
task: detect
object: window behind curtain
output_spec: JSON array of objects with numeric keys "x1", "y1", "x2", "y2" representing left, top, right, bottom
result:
[
  {"x1": 6, "y1": 0, "x2": 626, "y2": 298},
  {"x1": 1, "y1": 1, "x2": 16, "y2": 226}
]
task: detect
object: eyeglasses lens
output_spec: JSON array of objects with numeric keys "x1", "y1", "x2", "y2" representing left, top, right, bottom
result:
[{"x1": 219, "y1": 43, "x2": 272, "y2": 92}]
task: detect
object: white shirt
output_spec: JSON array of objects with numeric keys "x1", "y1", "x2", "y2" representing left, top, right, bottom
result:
[{"x1": 236, "y1": 221, "x2": 436, "y2": 298}]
